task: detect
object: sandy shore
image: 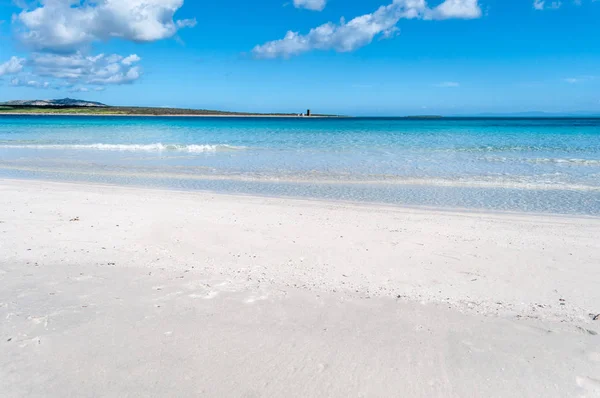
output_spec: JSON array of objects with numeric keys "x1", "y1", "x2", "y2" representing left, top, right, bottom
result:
[{"x1": 1, "y1": 179, "x2": 599, "y2": 397}]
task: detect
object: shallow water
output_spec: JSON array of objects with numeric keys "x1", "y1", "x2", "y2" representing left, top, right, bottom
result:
[{"x1": 1, "y1": 115, "x2": 599, "y2": 215}]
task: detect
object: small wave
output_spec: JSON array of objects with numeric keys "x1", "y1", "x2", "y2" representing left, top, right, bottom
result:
[
  {"x1": 441, "y1": 145, "x2": 597, "y2": 153},
  {"x1": 483, "y1": 156, "x2": 600, "y2": 166},
  {"x1": 2, "y1": 164, "x2": 600, "y2": 192},
  {"x1": 0, "y1": 143, "x2": 244, "y2": 153},
  {"x1": 526, "y1": 158, "x2": 600, "y2": 165},
  {"x1": 436, "y1": 146, "x2": 539, "y2": 153}
]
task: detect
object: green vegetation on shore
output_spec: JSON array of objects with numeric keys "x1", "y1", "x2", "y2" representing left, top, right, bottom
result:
[{"x1": 0, "y1": 105, "x2": 334, "y2": 117}]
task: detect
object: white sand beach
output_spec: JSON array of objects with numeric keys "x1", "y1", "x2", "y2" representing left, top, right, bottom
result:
[{"x1": 1, "y1": 179, "x2": 599, "y2": 397}]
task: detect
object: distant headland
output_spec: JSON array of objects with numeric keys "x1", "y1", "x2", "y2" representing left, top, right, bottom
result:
[{"x1": 0, "y1": 98, "x2": 337, "y2": 117}]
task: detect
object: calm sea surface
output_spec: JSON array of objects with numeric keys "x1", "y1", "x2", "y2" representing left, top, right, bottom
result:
[{"x1": 1, "y1": 115, "x2": 599, "y2": 215}]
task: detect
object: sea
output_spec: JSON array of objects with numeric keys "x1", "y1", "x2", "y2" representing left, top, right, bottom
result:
[{"x1": 1, "y1": 115, "x2": 599, "y2": 215}]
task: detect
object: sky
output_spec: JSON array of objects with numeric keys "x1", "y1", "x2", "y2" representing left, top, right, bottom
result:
[{"x1": 0, "y1": 0, "x2": 599, "y2": 116}]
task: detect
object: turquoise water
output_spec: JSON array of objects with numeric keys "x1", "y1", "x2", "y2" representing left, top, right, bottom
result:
[{"x1": 1, "y1": 115, "x2": 599, "y2": 215}]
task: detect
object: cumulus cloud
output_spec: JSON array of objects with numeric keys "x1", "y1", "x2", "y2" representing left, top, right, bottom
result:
[
  {"x1": 429, "y1": 0, "x2": 482, "y2": 19},
  {"x1": 294, "y1": 0, "x2": 328, "y2": 11},
  {"x1": 534, "y1": 0, "x2": 563, "y2": 10},
  {"x1": 534, "y1": 0, "x2": 600, "y2": 10},
  {"x1": 254, "y1": 0, "x2": 423, "y2": 58},
  {"x1": 253, "y1": 0, "x2": 482, "y2": 58},
  {"x1": 0, "y1": 57, "x2": 26, "y2": 76},
  {"x1": 10, "y1": 78, "x2": 51, "y2": 88},
  {"x1": 3, "y1": 1, "x2": 193, "y2": 92},
  {"x1": 122, "y1": 54, "x2": 142, "y2": 66},
  {"x1": 176, "y1": 18, "x2": 198, "y2": 28},
  {"x1": 28, "y1": 52, "x2": 143, "y2": 86},
  {"x1": 14, "y1": 0, "x2": 195, "y2": 53}
]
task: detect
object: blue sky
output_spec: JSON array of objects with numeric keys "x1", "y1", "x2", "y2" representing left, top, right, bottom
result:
[{"x1": 0, "y1": 0, "x2": 599, "y2": 116}]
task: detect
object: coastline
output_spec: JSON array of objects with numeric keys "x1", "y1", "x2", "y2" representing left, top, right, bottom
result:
[
  {"x1": 0, "y1": 112, "x2": 343, "y2": 118},
  {"x1": 3, "y1": 165, "x2": 600, "y2": 193},
  {"x1": 1, "y1": 178, "x2": 599, "y2": 396},
  {"x1": 3, "y1": 174, "x2": 600, "y2": 219}
]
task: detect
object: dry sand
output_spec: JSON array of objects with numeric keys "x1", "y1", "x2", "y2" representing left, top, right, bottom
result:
[{"x1": 1, "y1": 179, "x2": 599, "y2": 397}]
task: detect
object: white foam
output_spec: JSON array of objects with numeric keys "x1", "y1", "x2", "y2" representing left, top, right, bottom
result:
[
  {"x1": 484, "y1": 156, "x2": 600, "y2": 166},
  {"x1": 530, "y1": 158, "x2": 600, "y2": 165},
  {"x1": 0, "y1": 143, "x2": 243, "y2": 153}
]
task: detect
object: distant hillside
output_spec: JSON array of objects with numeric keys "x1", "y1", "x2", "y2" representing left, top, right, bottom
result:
[{"x1": 1, "y1": 98, "x2": 107, "y2": 107}]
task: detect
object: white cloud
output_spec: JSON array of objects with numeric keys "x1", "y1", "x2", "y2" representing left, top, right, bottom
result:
[
  {"x1": 294, "y1": 0, "x2": 328, "y2": 11},
  {"x1": 434, "y1": 81, "x2": 460, "y2": 87},
  {"x1": 3, "y1": 2, "x2": 190, "y2": 92},
  {"x1": 534, "y1": 0, "x2": 563, "y2": 10},
  {"x1": 429, "y1": 0, "x2": 482, "y2": 19},
  {"x1": 253, "y1": 0, "x2": 482, "y2": 58},
  {"x1": 176, "y1": 18, "x2": 198, "y2": 28},
  {"x1": 15, "y1": 0, "x2": 195, "y2": 53},
  {"x1": 0, "y1": 57, "x2": 26, "y2": 76},
  {"x1": 89, "y1": 66, "x2": 141, "y2": 85},
  {"x1": 29, "y1": 52, "x2": 142, "y2": 86},
  {"x1": 534, "y1": 0, "x2": 600, "y2": 10},
  {"x1": 122, "y1": 54, "x2": 142, "y2": 66},
  {"x1": 254, "y1": 0, "x2": 424, "y2": 58},
  {"x1": 10, "y1": 78, "x2": 51, "y2": 88}
]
